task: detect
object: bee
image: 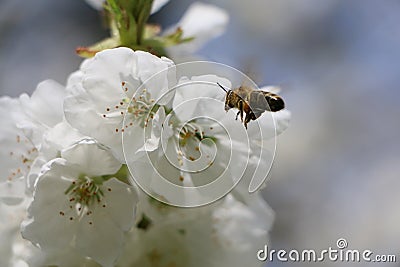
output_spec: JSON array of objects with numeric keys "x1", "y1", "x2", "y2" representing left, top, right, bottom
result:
[{"x1": 217, "y1": 83, "x2": 285, "y2": 129}]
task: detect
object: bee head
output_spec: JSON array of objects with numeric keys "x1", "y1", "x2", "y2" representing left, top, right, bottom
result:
[
  {"x1": 267, "y1": 95, "x2": 285, "y2": 112},
  {"x1": 217, "y1": 83, "x2": 235, "y2": 111},
  {"x1": 224, "y1": 90, "x2": 235, "y2": 111}
]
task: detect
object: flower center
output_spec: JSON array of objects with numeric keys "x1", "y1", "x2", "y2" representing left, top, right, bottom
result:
[
  {"x1": 102, "y1": 82, "x2": 158, "y2": 132},
  {"x1": 178, "y1": 122, "x2": 205, "y2": 148},
  {"x1": 126, "y1": 89, "x2": 157, "y2": 128},
  {"x1": 64, "y1": 175, "x2": 105, "y2": 208},
  {"x1": 174, "y1": 121, "x2": 215, "y2": 168}
]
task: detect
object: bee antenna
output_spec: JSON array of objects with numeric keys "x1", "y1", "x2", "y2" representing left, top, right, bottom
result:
[{"x1": 217, "y1": 82, "x2": 228, "y2": 93}]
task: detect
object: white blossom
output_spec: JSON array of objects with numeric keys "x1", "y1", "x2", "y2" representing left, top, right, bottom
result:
[
  {"x1": 21, "y1": 140, "x2": 138, "y2": 267},
  {"x1": 0, "y1": 80, "x2": 67, "y2": 205},
  {"x1": 0, "y1": 97, "x2": 32, "y2": 205},
  {"x1": 64, "y1": 47, "x2": 176, "y2": 163},
  {"x1": 165, "y1": 2, "x2": 229, "y2": 59},
  {"x1": 116, "y1": 193, "x2": 273, "y2": 267},
  {"x1": 17, "y1": 80, "x2": 66, "y2": 148},
  {"x1": 0, "y1": 199, "x2": 35, "y2": 267}
]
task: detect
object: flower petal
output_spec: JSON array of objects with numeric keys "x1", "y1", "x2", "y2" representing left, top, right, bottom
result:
[
  {"x1": 75, "y1": 178, "x2": 137, "y2": 266},
  {"x1": 64, "y1": 48, "x2": 175, "y2": 163},
  {"x1": 21, "y1": 159, "x2": 79, "y2": 250},
  {"x1": 166, "y1": 2, "x2": 229, "y2": 56},
  {"x1": 151, "y1": 0, "x2": 170, "y2": 14},
  {"x1": 61, "y1": 139, "x2": 121, "y2": 177},
  {"x1": 0, "y1": 97, "x2": 33, "y2": 204},
  {"x1": 18, "y1": 80, "x2": 66, "y2": 147},
  {"x1": 173, "y1": 75, "x2": 231, "y2": 122}
]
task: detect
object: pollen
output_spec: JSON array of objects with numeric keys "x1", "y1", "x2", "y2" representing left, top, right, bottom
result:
[
  {"x1": 103, "y1": 87, "x2": 157, "y2": 131},
  {"x1": 64, "y1": 175, "x2": 105, "y2": 213}
]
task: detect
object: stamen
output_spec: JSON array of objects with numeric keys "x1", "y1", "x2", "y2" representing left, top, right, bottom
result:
[
  {"x1": 102, "y1": 87, "x2": 157, "y2": 132},
  {"x1": 64, "y1": 175, "x2": 106, "y2": 214}
]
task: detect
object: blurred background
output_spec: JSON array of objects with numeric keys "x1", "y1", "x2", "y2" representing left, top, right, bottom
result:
[{"x1": 1, "y1": 0, "x2": 399, "y2": 266}]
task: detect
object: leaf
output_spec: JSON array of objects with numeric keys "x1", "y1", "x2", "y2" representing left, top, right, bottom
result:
[{"x1": 76, "y1": 37, "x2": 120, "y2": 58}]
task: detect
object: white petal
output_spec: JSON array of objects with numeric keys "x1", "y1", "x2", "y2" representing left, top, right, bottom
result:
[
  {"x1": 84, "y1": 0, "x2": 104, "y2": 10},
  {"x1": 208, "y1": 194, "x2": 272, "y2": 267},
  {"x1": 151, "y1": 0, "x2": 170, "y2": 14},
  {"x1": 0, "y1": 97, "x2": 33, "y2": 204},
  {"x1": 166, "y1": 2, "x2": 229, "y2": 56},
  {"x1": 25, "y1": 156, "x2": 48, "y2": 194},
  {"x1": 76, "y1": 178, "x2": 137, "y2": 267},
  {"x1": 173, "y1": 75, "x2": 231, "y2": 122},
  {"x1": 29, "y1": 246, "x2": 95, "y2": 267},
  {"x1": 246, "y1": 108, "x2": 291, "y2": 141},
  {"x1": 273, "y1": 109, "x2": 291, "y2": 136},
  {"x1": 134, "y1": 51, "x2": 175, "y2": 105},
  {"x1": 118, "y1": 194, "x2": 272, "y2": 267},
  {"x1": 64, "y1": 48, "x2": 175, "y2": 163},
  {"x1": 42, "y1": 120, "x2": 86, "y2": 153},
  {"x1": 19, "y1": 80, "x2": 65, "y2": 127},
  {"x1": 64, "y1": 81, "x2": 119, "y2": 153},
  {"x1": 82, "y1": 48, "x2": 137, "y2": 106},
  {"x1": 61, "y1": 139, "x2": 122, "y2": 177},
  {"x1": 0, "y1": 179, "x2": 26, "y2": 205},
  {"x1": 21, "y1": 159, "x2": 79, "y2": 250},
  {"x1": 98, "y1": 178, "x2": 137, "y2": 231},
  {"x1": 18, "y1": 80, "x2": 66, "y2": 147},
  {"x1": 0, "y1": 199, "x2": 31, "y2": 267},
  {"x1": 136, "y1": 108, "x2": 166, "y2": 154},
  {"x1": 76, "y1": 215, "x2": 123, "y2": 267}
]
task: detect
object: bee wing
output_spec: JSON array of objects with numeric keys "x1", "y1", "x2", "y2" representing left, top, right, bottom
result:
[{"x1": 259, "y1": 85, "x2": 281, "y2": 94}]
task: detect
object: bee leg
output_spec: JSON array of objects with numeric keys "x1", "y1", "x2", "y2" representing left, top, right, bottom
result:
[
  {"x1": 238, "y1": 100, "x2": 244, "y2": 122},
  {"x1": 244, "y1": 112, "x2": 251, "y2": 129},
  {"x1": 235, "y1": 111, "x2": 240, "y2": 120}
]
